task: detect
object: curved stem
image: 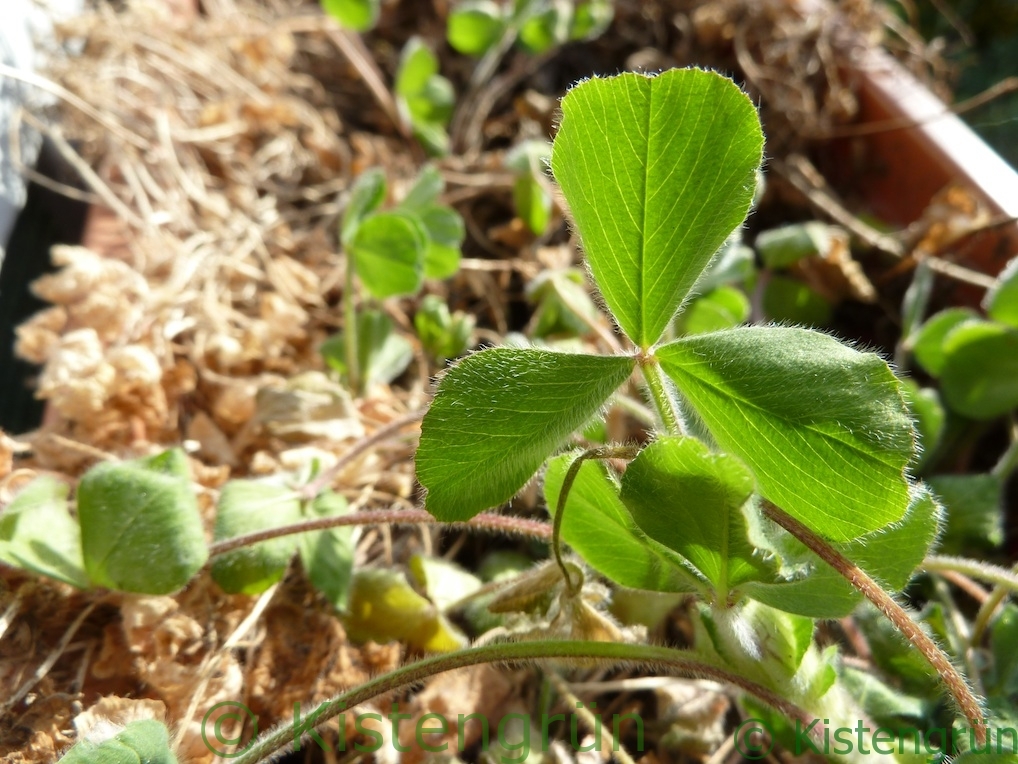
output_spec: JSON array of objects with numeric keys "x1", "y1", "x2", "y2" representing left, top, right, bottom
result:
[
  {"x1": 208, "y1": 509, "x2": 551, "y2": 558},
  {"x1": 231, "y1": 640, "x2": 820, "y2": 764},
  {"x1": 761, "y1": 502, "x2": 987, "y2": 747},
  {"x1": 923, "y1": 555, "x2": 1018, "y2": 594},
  {"x1": 552, "y1": 446, "x2": 639, "y2": 593},
  {"x1": 638, "y1": 356, "x2": 684, "y2": 436}
]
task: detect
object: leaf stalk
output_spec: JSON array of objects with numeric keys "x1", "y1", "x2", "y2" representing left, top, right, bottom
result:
[{"x1": 761, "y1": 501, "x2": 987, "y2": 746}]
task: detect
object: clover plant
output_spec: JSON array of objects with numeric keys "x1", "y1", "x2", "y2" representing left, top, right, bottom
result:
[
  {"x1": 412, "y1": 67, "x2": 995, "y2": 756},
  {"x1": 505, "y1": 139, "x2": 553, "y2": 235},
  {"x1": 395, "y1": 37, "x2": 455, "y2": 155},
  {"x1": 321, "y1": 164, "x2": 465, "y2": 393},
  {"x1": 907, "y1": 255, "x2": 1018, "y2": 420}
]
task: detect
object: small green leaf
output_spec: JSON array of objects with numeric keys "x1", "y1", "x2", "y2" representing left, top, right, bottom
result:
[
  {"x1": 659, "y1": 326, "x2": 915, "y2": 541},
  {"x1": 417, "y1": 348, "x2": 635, "y2": 521},
  {"x1": 544, "y1": 454, "x2": 702, "y2": 593},
  {"x1": 321, "y1": 309, "x2": 413, "y2": 389},
  {"x1": 518, "y1": 6, "x2": 567, "y2": 53},
  {"x1": 940, "y1": 320, "x2": 1018, "y2": 419},
  {"x1": 927, "y1": 473, "x2": 1003, "y2": 553},
  {"x1": 320, "y1": 0, "x2": 380, "y2": 32},
  {"x1": 415, "y1": 294, "x2": 474, "y2": 363},
  {"x1": 551, "y1": 69, "x2": 763, "y2": 349},
  {"x1": 755, "y1": 222, "x2": 832, "y2": 269},
  {"x1": 570, "y1": 0, "x2": 612, "y2": 40},
  {"x1": 0, "y1": 477, "x2": 88, "y2": 588},
  {"x1": 58, "y1": 719, "x2": 176, "y2": 764},
  {"x1": 513, "y1": 175, "x2": 552, "y2": 235},
  {"x1": 401, "y1": 165, "x2": 444, "y2": 211},
  {"x1": 910, "y1": 307, "x2": 979, "y2": 376},
  {"x1": 675, "y1": 285, "x2": 749, "y2": 335},
  {"x1": 418, "y1": 205, "x2": 464, "y2": 279},
  {"x1": 526, "y1": 268, "x2": 599, "y2": 339},
  {"x1": 211, "y1": 479, "x2": 303, "y2": 594},
  {"x1": 395, "y1": 39, "x2": 454, "y2": 156},
  {"x1": 985, "y1": 256, "x2": 1018, "y2": 328},
  {"x1": 78, "y1": 449, "x2": 208, "y2": 594},
  {"x1": 762, "y1": 275, "x2": 831, "y2": 327},
  {"x1": 298, "y1": 490, "x2": 356, "y2": 611},
  {"x1": 345, "y1": 568, "x2": 468, "y2": 652},
  {"x1": 396, "y1": 37, "x2": 439, "y2": 96},
  {"x1": 349, "y1": 211, "x2": 426, "y2": 298},
  {"x1": 447, "y1": 1, "x2": 506, "y2": 56},
  {"x1": 506, "y1": 141, "x2": 553, "y2": 235},
  {"x1": 695, "y1": 234, "x2": 756, "y2": 293},
  {"x1": 341, "y1": 168, "x2": 387, "y2": 245},
  {"x1": 989, "y1": 605, "x2": 1018, "y2": 695},
  {"x1": 620, "y1": 437, "x2": 772, "y2": 594},
  {"x1": 838, "y1": 666, "x2": 926, "y2": 723}
]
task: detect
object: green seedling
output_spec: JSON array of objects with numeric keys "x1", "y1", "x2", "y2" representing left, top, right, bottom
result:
[
  {"x1": 448, "y1": 0, "x2": 612, "y2": 58},
  {"x1": 395, "y1": 37, "x2": 455, "y2": 155},
  {"x1": 525, "y1": 267, "x2": 600, "y2": 339},
  {"x1": 415, "y1": 293, "x2": 475, "y2": 363},
  {"x1": 324, "y1": 164, "x2": 465, "y2": 393},
  {"x1": 905, "y1": 255, "x2": 1018, "y2": 420},
  {"x1": 505, "y1": 139, "x2": 553, "y2": 235},
  {"x1": 320, "y1": 0, "x2": 380, "y2": 31}
]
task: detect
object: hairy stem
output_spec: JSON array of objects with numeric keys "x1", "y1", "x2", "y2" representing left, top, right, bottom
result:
[
  {"x1": 552, "y1": 446, "x2": 639, "y2": 593},
  {"x1": 208, "y1": 509, "x2": 551, "y2": 558},
  {"x1": 231, "y1": 640, "x2": 819, "y2": 764},
  {"x1": 761, "y1": 502, "x2": 987, "y2": 746},
  {"x1": 923, "y1": 555, "x2": 1018, "y2": 594},
  {"x1": 638, "y1": 356, "x2": 684, "y2": 436}
]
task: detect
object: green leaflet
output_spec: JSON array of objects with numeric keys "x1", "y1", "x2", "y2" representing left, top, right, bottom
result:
[
  {"x1": 0, "y1": 476, "x2": 88, "y2": 588},
  {"x1": 939, "y1": 320, "x2": 1018, "y2": 419},
  {"x1": 544, "y1": 454, "x2": 702, "y2": 594},
  {"x1": 297, "y1": 491, "x2": 356, "y2": 611},
  {"x1": 416, "y1": 348, "x2": 635, "y2": 521},
  {"x1": 211, "y1": 479, "x2": 303, "y2": 594},
  {"x1": 620, "y1": 437, "x2": 773, "y2": 596},
  {"x1": 213, "y1": 482, "x2": 356, "y2": 609},
  {"x1": 744, "y1": 484, "x2": 940, "y2": 619},
  {"x1": 910, "y1": 307, "x2": 979, "y2": 376},
  {"x1": 57, "y1": 719, "x2": 176, "y2": 764},
  {"x1": 78, "y1": 448, "x2": 207, "y2": 594},
  {"x1": 659, "y1": 327, "x2": 915, "y2": 541},
  {"x1": 447, "y1": 1, "x2": 505, "y2": 56},
  {"x1": 551, "y1": 68, "x2": 763, "y2": 349},
  {"x1": 348, "y1": 211, "x2": 426, "y2": 298},
  {"x1": 320, "y1": 0, "x2": 379, "y2": 32}
]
